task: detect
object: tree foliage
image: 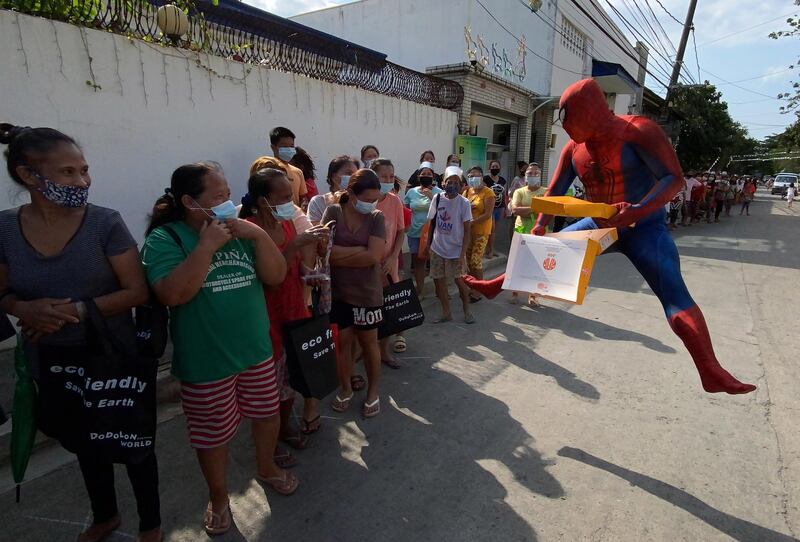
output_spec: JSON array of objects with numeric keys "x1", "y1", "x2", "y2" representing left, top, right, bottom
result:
[
  {"x1": 671, "y1": 83, "x2": 758, "y2": 172},
  {"x1": 769, "y1": 1, "x2": 800, "y2": 112}
]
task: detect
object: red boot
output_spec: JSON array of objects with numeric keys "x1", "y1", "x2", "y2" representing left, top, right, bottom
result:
[
  {"x1": 668, "y1": 306, "x2": 756, "y2": 394},
  {"x1": 463, "y1": 274, "x2": 506, "y2": 299}
]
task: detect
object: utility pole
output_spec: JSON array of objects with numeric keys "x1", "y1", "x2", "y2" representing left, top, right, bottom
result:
[
  {"x1": 664, "y1": 0, "x2": 699, "y2": 109},
  {"x1": 663, "y1": 0, "x2": 697, "y2": 140}
]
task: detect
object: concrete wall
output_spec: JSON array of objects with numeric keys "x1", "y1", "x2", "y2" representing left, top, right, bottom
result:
[
  {"x1": 0, "y1": 11, "x2": 457, "y2": 241},
  {"x1": 292, "y1": 0, "x2": 555, "y2": 97},
  {"x1": 547, "y1": 0, "x2": 642, "y2": 178}
]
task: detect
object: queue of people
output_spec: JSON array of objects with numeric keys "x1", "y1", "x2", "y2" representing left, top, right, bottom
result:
[
  {"x1": 667, "y1": 170, "x2": 762, "y2": 229},
  {"x1": 0, "y1": 121, "x2": 546, "y2": 540}
]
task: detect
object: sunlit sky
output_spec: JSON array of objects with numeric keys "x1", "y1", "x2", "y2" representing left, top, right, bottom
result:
[{"x1": 247, "y1": 0, "x2": 799, "y2": 141}]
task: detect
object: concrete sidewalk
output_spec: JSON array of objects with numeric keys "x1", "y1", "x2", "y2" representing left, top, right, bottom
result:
[{"x1": 4, "y1": 193, "x2": 800, "y2": 541}]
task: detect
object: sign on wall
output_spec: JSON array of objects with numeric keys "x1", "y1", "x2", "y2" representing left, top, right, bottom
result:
[{"x1": 456, "y1": 135, "x2": 488, "y2": 171}]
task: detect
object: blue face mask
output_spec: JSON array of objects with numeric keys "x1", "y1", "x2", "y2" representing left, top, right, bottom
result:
[
  {"x1": 191, "y1": 199, "x2": 238, "y2": 221},
  {"x1": 33, "y1": 172, "x2": 89, "y2": 208},
  {"x1": 467, "y1": 176, "x2": 482, "y2": 188},
  {"x1": 354, "y1": 198, "x2": 377, "y2": 214},
  {"x1": 379, "y1": 183, "x2": 394, "y2": 195},
  {"x1": 269, "y1": 201, "x2": 295, "y2": 221},
  {"x1": 277, "y1": 147, "x2": 296, "y2": 162},
  {"x1": 363, "y1": 159, "x2": 374, "y2": 169},
  {"x1": 339, "y1": 175, "x2": 351, "y2": 188}
]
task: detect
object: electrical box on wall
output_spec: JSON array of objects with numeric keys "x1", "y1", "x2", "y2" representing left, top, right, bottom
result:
[{"x1": 550, "y1": 134, "x2": 557, "y2": 148}]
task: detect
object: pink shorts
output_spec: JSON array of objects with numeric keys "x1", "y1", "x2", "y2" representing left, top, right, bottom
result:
[{"x1": 180, "y1": 359, "x2": 279, "y2": 449}]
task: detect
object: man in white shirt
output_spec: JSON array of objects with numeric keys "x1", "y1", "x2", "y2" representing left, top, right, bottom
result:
[
  {"x1": 427, "y1": 166, "x2": 474, "y2": 324},
  {"x1": 682, "y1": 171, "x2": 702, "y2": 226}
]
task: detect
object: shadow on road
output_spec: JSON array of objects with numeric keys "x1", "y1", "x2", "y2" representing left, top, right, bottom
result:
[{"x1": 557, "y1": 446, "x2": 800, "y2": 542}]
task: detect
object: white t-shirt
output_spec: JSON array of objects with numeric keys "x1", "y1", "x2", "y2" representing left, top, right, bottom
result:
[
  {"x1": 427, "y1": 194, "x2": 472, "y2": 259},
  {"x1": 684, "y1": 177, "x2": 701, "y2": 201},
  {"x1": 788, "y1": 186, "x2": 796, "y2": 200}
]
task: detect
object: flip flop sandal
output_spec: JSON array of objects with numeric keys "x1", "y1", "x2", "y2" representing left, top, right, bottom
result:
[
  {"x1": 464, "y1": 313, "x2": 476, "y2": 324},
  {"x1": 281, "y1": 432, "x2": 310, "y2": 450},
  {"x1": 331, "y1": 393, "x2": 353, "y2": 412},
  {"x1": 382, "y1": 358, "x2": 401, "y2": 370},
  {"x1": 77, "y1": 517, "x2": 122, "y2": 542},
  {"x1": 257, "y1": 471, "x2": 299, "y2": 496},
  {"x1": 301, "y1": 415, "x2": 321, "y2": 435},
  {"x1": 274, "y1": 447, "x2": 298, "y2": 468},
  {"x1": 203, "y1": 502, "x2": 231, "y2": 535},
  {"x1": 468, "y1": 295, "x2": 482, "y2": 304},
  {"x1": 392, "y1": 336, "x2": 407, "y2": 353},
  {"x1": 362, "y1": 397, "x2": 381, "y2": 418},
  {"x1": 433, "y1": 316, "x2": 452, "y2": 324},
  {"x1": 350, "y1": 375, "x2": 366, "y2": 392}
]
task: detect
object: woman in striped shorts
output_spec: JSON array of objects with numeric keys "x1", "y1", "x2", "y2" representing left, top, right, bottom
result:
[{"x1": 141, "y1": 161, "x2": 293, "y2": 536}]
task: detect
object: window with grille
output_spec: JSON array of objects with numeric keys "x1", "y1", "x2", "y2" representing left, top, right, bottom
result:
[{"x1": 560, "y1": 16, "x2": 586, "y2": 58}]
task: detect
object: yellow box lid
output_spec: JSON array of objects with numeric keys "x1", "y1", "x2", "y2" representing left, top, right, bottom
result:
[{"x1": 531, "y1": 196, "x2": 617, "y2": 219}]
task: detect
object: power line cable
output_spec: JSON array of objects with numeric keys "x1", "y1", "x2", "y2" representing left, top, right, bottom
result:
[
  {"x1": 695, "y1": 12, "x2": 798, "y2": 47},
  {"x1": 691, "y1": 26, "x2": 701, "y2": 83},
  {"x1": 703, "y1": 68, "x2": 787, "y2": 100},
  {"x1": 623, "y1": 0, "x2": 674, "y2": 60},
  {"x1": 604, "y1": 1, "x2": 681, "y2": 83},
  {"x1": 724, "y1": 67, "x2": 793, "y2": 84},
  {"x1": 653, "y1": 0, "x2": 683, "y2": 25},
  {"x1": 563, "y1": 0, "x2": 672, "y2": 89},
  {"x1": 473, "y1": 0, "x2": 585, "y2": 76},
  {"x1": 644, "y1": 0, "x2": 678, "y2": 54}
]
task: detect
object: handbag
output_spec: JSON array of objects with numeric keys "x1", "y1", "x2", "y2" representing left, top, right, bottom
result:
[
  {"x1": 417, "y1": 194, "x2": 440, "y2": 261},
  {"x1": 135, "y1": 224, "x2": 184, "y2": 358},
  {"x1": 284, "y1": 307, "x2": 339, "y2": 400},
  {"x1": 378, "y1": 277, "x2": 425, "y2": 339},
  {"x1": 37, "y1": 300, "x2": 157, "y2": 463}
]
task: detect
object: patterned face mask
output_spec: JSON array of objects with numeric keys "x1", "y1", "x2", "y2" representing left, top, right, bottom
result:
[{"x1": 33, "y1": 172, "x2": 89, "y2": 208}]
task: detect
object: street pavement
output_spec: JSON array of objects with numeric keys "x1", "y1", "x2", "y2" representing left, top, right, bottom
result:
[{"x1": 3, "y1": 189, "x2": 800, "y2": 541}]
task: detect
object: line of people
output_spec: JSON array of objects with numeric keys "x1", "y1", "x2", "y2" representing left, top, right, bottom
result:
[
  {"x1": 0, "y1": 122, "x2": 548, "y2": 540},
  {"x1": 666, "y1": 170, "x2": 760, "y2": 230}
]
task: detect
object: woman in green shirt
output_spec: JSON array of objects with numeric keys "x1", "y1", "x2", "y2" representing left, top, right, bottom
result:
[{"x1": 141, "y1": 162, "x2": 290, "y2": 535}]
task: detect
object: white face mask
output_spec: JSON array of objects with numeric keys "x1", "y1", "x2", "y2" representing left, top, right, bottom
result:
[{"x1": 526, "y1": 175, "x2": 541, "y2": 187}]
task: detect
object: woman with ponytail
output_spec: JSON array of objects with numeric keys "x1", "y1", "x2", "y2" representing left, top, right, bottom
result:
[
  {"x1": 321, "y1": 169, "x2": 386, "y2": 418},
  {"x1": 0, "y1": 123, "x2": 159, "y2": 542},
  {"x1": 141, "y1": 161, "x2": 291, "y2": 535}
]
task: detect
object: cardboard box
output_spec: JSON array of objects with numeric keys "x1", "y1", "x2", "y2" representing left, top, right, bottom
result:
[
  {"x1": 502, "y1": 228, "x2": 618, "y2": 304},
  {"x1": 531, "y1": 196, "x2": 617, "y2": 219}
]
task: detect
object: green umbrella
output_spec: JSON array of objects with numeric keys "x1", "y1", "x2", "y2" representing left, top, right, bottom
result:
[{"x1": 10, "y1": 336, "x2": 36, "y2": 503}]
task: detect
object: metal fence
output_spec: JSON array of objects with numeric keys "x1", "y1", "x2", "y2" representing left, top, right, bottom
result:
[{"x1": 1, "y1": 0, "x2": 464, "y2": 110}]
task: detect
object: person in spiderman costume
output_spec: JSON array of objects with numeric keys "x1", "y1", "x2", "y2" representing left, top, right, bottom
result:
[{"x1": 465, "y1": 79, "x2": 755, "y2": 394}]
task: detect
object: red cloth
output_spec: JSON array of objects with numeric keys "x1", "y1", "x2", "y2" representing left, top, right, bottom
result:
[
  {"x1": 402, "y1": 206, "x2": 412, "y2": 229},
  {"x1": 691, "y1": 184, "x2": 706, "y2": 202},
  {"x1": 247, "y1": 218, "x2": 310, "y2": 359},
  {"x1": 305, "y1": 178, "x2": 319, "y2": 201}
]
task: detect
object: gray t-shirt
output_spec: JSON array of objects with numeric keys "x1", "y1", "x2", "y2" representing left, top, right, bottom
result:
[
  {"x1": 0, "y1": 204, "x2": 138, "y2": 348},
  {"x1": 321, "y1": 204, "x2": 386, "y2": 307}
]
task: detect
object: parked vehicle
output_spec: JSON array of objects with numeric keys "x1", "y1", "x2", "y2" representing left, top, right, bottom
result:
[{"x1": 771, "y1": 173, "x2": 798, "y2": 195}]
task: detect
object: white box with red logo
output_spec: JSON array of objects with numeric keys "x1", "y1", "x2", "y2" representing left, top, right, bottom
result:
[{"x1": 501, "y1": 228, "x2": 618, "y2": 304}]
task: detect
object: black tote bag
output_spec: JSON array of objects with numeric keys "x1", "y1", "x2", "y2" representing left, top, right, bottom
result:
[
  {"x1": 378, "y1": 278, "x2": 425, "y2": 339},
  {"x1": 284, "y1": 313, "x2": 339, "y2": 401},
  {"x1": 36, "y1": 301, "x2": 157, "y2": 463}
]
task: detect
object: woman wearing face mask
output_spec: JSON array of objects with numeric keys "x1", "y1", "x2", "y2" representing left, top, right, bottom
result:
[
  {"x1": 321, "y1": 170, "x2": 386, "y2": 418},
  {"x1": 408, "y1": 150, "x2": 439, "y2": 187},
  {"x1": 508, "y1": 161, "x2": 529, "y2": 199},
  {"x1": 142, "y1": 162, "x2": 291, "y2": 535},
  {"x1": 509, "y1": 164, "x2": 546, "y2": 305},
  {"x1": 371, "y1": 158, "x2": 407, "y2": 367},
  {"x1": 0, "y1": 124, "x2": 159, "y2": 542},
  {"x1": 240, "y1": 168, "x2": 331, "y2": 458},
  {"x1": 360, "y1": 145, "x2": 380, "y2": 170},
  {"x1": 249, "y1": 156, "x2": 312, "y2": 234},
  {"x1": 483, "y1": 160, "x2": 507, "y2": 258},
  {"x1": 307, "y1": 156, "x2": 359, "y2": 226},
  {"x1": 403, "y1": 164, "x2": 443, "y2": 295},
  {"x1": 463, "y1": 166, "x2": 495, "y2": 303}
]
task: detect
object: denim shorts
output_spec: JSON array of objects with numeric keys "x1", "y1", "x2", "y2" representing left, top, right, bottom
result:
[{"x1": 408, "y1": 236, "x2": 421, "y2": 255}]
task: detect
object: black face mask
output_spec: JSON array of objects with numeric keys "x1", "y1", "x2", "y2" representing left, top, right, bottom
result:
[
  {"x1": 490, "y1": 168, "x2": 501, "y2": 176},
  {"x1": 420, "y1": 177, "x2": 433, "y2": 187}
]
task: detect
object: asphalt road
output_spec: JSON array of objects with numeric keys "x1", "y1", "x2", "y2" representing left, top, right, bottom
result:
[{"x1": 4, "y1": 190, "x2": 800, "y2": 541}]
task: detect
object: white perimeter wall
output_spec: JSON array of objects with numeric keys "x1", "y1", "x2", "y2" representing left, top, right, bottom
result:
[{"x1": 0, "y1": 11, "x2": 457, "y2": 241}]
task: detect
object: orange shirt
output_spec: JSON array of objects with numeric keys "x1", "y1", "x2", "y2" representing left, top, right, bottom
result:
[{"x1": 465, "y1": 186, "x2": 495, "y2": 236}]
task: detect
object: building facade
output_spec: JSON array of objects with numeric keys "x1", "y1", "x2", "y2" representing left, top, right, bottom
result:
[{"x1": 293, "y1": 0, "x2": 558, "y2": 179}]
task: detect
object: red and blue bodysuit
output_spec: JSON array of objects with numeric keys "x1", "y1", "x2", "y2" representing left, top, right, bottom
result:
[{"x1": 466, "y1": 79, "x2": 755, "y2": 394}]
